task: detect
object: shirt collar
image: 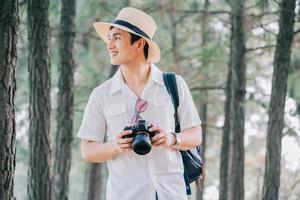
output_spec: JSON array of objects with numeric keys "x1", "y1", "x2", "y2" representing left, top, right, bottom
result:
[
  {"x1": 109, "y1": 64, "x2": 164, "y2": 95},
  {"x1": 149, "y1": 64, "x2": 164, "y2": 86},
  {"x1": 109, "y1": 68, "x2": 123, "y2": 95}
]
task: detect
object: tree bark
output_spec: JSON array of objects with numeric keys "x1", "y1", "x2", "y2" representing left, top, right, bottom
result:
[
  {"x1": 84, "y1": 163, "x2": 102, "y2": 200},
  {"x1": 168, "y1": 0, "x2": 180, "y2": 73},
  {"x1": 52, "y1": 0, "x2": 76, "y2": 199},
  {"x1": 219, "y1": 0, "x2": 246, "y2": 200},
  {"x1": 196, "y1": 96, "x2": 207, "y2": 200},
  {"x1": 196, "y1": 1, "x2": 210, "y2": 199},
  {"x1": 262, "y1": 1, "x2": 296, "y2": 200},
  {"x1": 219, "y1": 57, "x2": 231, "y2": 200},
  {"x1": 0, "y1": 0, "x2": 18, "y2": 199},
  {"x1": 27, "y1": 0, "x2": 52, "y2": 199}
]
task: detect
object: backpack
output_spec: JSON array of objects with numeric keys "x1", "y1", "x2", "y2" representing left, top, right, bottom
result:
[{"x1": 163, "y1": 72, "x2": 204, "y2": 195}]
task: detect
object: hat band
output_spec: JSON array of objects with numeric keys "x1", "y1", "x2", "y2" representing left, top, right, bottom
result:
[{"x1": 112, "y1": 20, "x2": 151, "y2": 40}]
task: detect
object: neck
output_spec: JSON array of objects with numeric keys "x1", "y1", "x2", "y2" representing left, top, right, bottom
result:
[{"x1": 121, "y1": 61, "x2": 151, "y2": 86}]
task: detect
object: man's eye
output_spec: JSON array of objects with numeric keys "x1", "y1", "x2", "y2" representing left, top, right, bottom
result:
[{"x1": 115, "y1": 37, "x2": 121, "y2": 40}]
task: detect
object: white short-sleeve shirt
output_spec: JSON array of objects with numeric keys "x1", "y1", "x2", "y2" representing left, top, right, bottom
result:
[{"x1": 77, "y1": 64, "x2": 201, "y2": 200}]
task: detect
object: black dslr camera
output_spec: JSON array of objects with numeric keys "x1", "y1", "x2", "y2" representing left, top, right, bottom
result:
[{"x1": 123, "y1": 120, "x2": 157, "y2": 155}]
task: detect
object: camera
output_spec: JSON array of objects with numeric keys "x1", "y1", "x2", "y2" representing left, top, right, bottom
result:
[{"x1": 123, "y1": 120, "x2": 157, "y2": 155}]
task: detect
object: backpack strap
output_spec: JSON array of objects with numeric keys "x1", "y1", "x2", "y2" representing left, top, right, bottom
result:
[
  {"x1": 162, "y1": 72, "x2": 180, "y2": 133},
  {"x1": 162, "y1": 72, "x2": 192, "y2": 195}
]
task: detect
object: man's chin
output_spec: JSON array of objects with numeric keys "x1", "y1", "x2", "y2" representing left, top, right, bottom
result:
[{"x1": 110, "y1": 59, "x2": 120, "y2": 65}]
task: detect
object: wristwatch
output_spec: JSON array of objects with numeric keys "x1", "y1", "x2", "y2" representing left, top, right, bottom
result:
[{"x1": 171, "y1": 132, "x2": 182, "y2": 145}]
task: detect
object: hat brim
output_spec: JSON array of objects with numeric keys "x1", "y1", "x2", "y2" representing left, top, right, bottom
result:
[{"x1": 93, "y1": 22, "x2": 161, "y2": 63}]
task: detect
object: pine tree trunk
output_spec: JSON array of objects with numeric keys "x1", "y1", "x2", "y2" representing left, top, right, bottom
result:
[
  {"x1": 262, "y1": 1, "x2": 296, "y2": 200},
  {"x1": 219, "y1": 63, "x2": 231, "y2": 200},
  {"x1": 220, "y1": 0, "x2": 246, "y2": 200},
  {"x1": 84, "y1": 163, "x2": 102, "y2": 200},
  {"x1": 52, "y1": 0, "x2": 76, "y2": 199},
  {"x1": 168, "y1": 0, "x2": 180, "y2": 73},
  {"x1": 27, "y1": 0, "x2": 52, "y2": 199},
  {"x1": 196, "y1": 1, "x2": 210, "y2": 199},
  {"x1": 0, "y1": 0, "x2": 18, "y2": 199},
  {"x1": 196, "y1": 99, "x2": 207, "y2": 200}
]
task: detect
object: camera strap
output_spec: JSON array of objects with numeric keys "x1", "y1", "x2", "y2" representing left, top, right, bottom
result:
[
  {"x1": 162, "y1": 72, "x2": 180, "y2": 133},
  {"x1": 162, "y1": 72, "x2": 192, "y2": 195}
]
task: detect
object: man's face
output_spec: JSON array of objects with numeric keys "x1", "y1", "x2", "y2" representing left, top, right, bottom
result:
[{"x1": 107, "y1": 27, "x2": 137, "y2": 65}]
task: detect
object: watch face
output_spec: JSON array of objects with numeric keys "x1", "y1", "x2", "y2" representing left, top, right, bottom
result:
[{"x1": 176, "y1": 134, "x2": 182, "y2": 144}]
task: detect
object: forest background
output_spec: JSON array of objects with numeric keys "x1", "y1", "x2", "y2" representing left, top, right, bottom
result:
[{"x1": 1, "y1": 0, "x2": 300, "y2": 200}]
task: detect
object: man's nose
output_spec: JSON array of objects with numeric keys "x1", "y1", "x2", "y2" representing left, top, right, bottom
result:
[{"x1": 108, "y1": 39, "x2": 115, "y2": 50}]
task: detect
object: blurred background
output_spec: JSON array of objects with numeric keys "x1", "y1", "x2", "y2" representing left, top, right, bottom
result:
[{"x1": 11, "y1": 0, "x2": 300, "y2": 199}]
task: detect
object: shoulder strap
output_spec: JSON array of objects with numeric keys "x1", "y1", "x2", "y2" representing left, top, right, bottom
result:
[
  {"x1": 163, "y1": 72, "x2": 192, "y2": 195},
  {"x1": 162, "y1": 72, "x2": 181, "y2": 133}
]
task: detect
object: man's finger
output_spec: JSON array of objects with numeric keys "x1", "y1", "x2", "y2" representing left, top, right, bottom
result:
[
  {"x1": 116, "y1": 130, "x2": 133, "y2": 139},
  {"x1": 119, "y1": 143, "x2": 132, "y2": 148},
  {"x1": 152, "y1": 137, "x2": 166, "y2": 146},
  {"x1": 151, "y1": 132, "x2": 165, "y2": 142},
  {"x1": 149, "y1": 126, "x2": 161, "y2": 133},
  {"x1": 118, "y1": 138, "x2": 133, "y2": 144}
]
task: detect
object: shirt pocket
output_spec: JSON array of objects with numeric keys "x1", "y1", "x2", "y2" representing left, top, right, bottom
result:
[
  {"x1": 103, "y1": 103, "x2": 128, "y2": 140},
  {"x1": 153, "y1": 95, "x2": 175, "y2": 132}
]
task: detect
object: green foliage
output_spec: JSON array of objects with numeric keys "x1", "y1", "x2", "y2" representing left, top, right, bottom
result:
[{"x1": 256, "y1": 0, "x2": 270, "y2": 11}]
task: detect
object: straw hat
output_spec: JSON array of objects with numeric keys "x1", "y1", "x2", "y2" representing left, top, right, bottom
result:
[{"x1": 93, "y1": 7, "x2": 161, "y2": 63}]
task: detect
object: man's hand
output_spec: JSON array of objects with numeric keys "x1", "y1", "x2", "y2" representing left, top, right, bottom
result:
[
  {"x1": 149, "y1": 125, "x2": 175, "y2": 147},
  {"x1": 115, "y1": 130, "x2": 133, "y2": 154}
]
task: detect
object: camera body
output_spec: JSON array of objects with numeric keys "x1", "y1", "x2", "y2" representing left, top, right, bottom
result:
[{"x1": 123, "y1": 120, "x2": 157, "y2": 155}]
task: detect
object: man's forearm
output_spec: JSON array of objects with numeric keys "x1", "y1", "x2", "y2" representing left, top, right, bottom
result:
[
  {"x1": 172, "y1": 125, "x2": 202, "y2": 151},
  {"x1": 81, "y1": 140, "x2": 120, "y2": 163}
]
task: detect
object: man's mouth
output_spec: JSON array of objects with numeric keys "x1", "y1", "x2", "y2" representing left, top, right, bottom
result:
[{"x1": 110, "y1": 52, "x2": 118, "y2": 57}]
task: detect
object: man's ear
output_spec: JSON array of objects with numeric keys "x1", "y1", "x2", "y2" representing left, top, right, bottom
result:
[{"x1": 137, "y1": 38, "x2": 145, "y2": 49}]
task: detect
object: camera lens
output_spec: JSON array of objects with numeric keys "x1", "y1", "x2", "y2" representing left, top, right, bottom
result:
[{"x1": 132, "y1": 131, "x2": 151, "y2": 155}]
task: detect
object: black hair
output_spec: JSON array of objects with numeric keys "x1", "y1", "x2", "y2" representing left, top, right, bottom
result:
[
  {"x1": 109, "y1": 26, "x2": 149, "y2": 59},
  {"x1": 129, "y1": 33, "x2": 149, "y2": 60}
]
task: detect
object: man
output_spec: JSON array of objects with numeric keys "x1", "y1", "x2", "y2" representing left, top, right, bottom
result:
[{"x1": 78, "y1": 7, "x2": 202, "y2": 200}]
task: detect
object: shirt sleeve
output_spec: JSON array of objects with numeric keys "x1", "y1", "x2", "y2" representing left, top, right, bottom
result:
[
  {"x1": 176, "y1": 75, "x2": 201, "y2": 130},
  {"x1": 77, "y1": 89, "x2": 106, "y2": 142}
]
